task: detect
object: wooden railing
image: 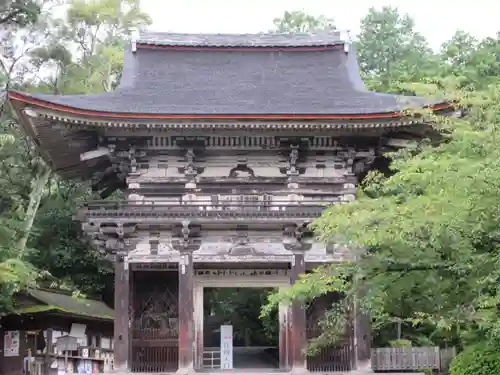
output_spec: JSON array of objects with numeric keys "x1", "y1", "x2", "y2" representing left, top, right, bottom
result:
[
  {"x1": 371, "y1": 346, "x2": 456, "y2": 372},
  {"x1": 131, "y1": 328, "x2": 179, "y2": 373},
  {"x1": 306, "y1": 326, "x2": 353, "y2": 373},
  {"x1": 83, "y1": 200, "x2": 333, "y2": 216},
  {"x1": 202, "y1": 349, "x2": 221, "y2": 369},
  {"x1": 307, "y1": 343, "x2": 353, "y2": 373}
]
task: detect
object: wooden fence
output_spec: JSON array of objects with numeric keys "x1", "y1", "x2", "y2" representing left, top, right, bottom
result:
[{"x1": 371, "y1": 346, "x2": 456, "y2": 372}]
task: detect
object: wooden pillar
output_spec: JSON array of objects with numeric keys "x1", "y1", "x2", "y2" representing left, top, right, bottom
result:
[
  {"x1": 43, "y1": 328, "x2": 53, "y2": 375},
  {"x1": 114, "y1": 257, "x2": 130, "y2": 372},
  {"x1": 129, "y1": 266, "x2": 135, "y2": 370},
  {"x1": 278, "y1": 288, "x2": 289, "y2": 370},
  {"x1": 290, "y1": 253, "x2": 307, "y2": 372},
  {"x1": 193, "y1": 283, "x2": 204, "y2": 370},
  {"x1": 178, "y1": 252, "x2": 194, "y2": 373}
]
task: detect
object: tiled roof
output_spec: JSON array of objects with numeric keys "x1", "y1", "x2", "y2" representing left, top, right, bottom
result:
[
  {"x1": 9, "y1": 32, "x2": 445, "y2": 117},
  {"x1": 16, "y1": 288, "x2": 113, "y2": 320}
]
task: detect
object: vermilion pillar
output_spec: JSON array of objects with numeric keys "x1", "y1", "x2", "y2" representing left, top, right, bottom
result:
[
  {"x1": 178, "y1": 253, "x2": 194, "y2": 373},
  {"x1": 290, "y1": 253, "x2": 307, "y2": 372}
]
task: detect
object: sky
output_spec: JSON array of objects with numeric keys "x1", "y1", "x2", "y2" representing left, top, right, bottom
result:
[{"x1": 141, "y1": 0, "x2": 500, "y2": 50}]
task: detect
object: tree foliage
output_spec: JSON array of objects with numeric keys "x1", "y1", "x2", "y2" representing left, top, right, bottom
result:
[
  {"x1": 0, "y1": 0, "x2": 40, "y2": 26},
  {"x1": 450, "y1": 342, "x2": 500, "y2": 375},
  {"x1": 356, "y1": 6, "x2": 438, "y2": 90},
  {"x1": 0, "y1": 0, "x2": 150, "y2": 310},
  {"x1": 265, "y1": 7, "x2": 500, "y2": 352},
  {"x1": 272, "y1": 10, "x2": 335, "y2": 33}
]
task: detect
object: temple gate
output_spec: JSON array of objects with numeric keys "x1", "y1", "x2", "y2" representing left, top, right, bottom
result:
[{"x1": 9, "y1": 30, "x2": 452, "y2": 373}]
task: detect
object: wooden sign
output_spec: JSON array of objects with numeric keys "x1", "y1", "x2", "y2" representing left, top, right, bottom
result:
[
  {"x1": 3, "y1": 331, "x2": 19, "y2": 357},
  {"x1": 220, "y1": 325, "x2": 233, "y2": 369},
  {"x1": 195, "y1": 269, "x2": 289, "y2": 277}
]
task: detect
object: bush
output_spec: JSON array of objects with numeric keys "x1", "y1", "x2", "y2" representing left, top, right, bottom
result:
[
  {"x1": 389, "y1": 339, "x2": 412, "y2": 348},
  {"x1": 450, "y1": 342, "x2": 500, "y2": 375}
]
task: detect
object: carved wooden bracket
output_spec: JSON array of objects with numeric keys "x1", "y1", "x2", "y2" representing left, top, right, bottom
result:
[
  {"x1": 335, "y1": 148, "x2": 376, "y2": 180},
  {"x1": 282, "y1": 222, "x2": 313, "y2": 252},
  {"x1": 184, "y1": 148, "x2": 197, "y2": 177},
  {"x1": 82, "y1": 221, "x2": 140, "y2": 257},
  {"x1": 228, "y1": 158, "x2": 255, "y2": 178},
  {"x1": 88, "y1": 142, "x2": 146, "y2": 198},
  {"x1": 228, "y1": 225, "x2": 257, "y2": 255},
  {"x1": 149, "y1": 227, "x2": 161, "y2": 255},
  {"x1": 128, "y1": 146, "x2": 137, "y2": 174},
  {"x1": 353, "y1": 150, "x2": 376, "y2": 177},
  {"x1": 177, "y1": 148, "x2": 204, "y2": 178},
  {"x1": 91, "y1": 159, "x2": 130, "y2": 199},
  {"x1": 171, "y1": 221, "x2": 201, "y2": 252},
  {"x1": 287, "y1": 145, "x2": 300, "y2": 176}
]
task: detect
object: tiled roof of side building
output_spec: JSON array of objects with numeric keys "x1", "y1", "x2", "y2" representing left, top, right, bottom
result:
[
  {"x1": 8, "y1": 32, "x2": 447, "y2": 117},
  {"x1": 15, "y1": 288, "x2": 114, "y2": 320}
]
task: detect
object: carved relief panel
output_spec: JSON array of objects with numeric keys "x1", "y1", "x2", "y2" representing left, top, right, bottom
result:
[{"x1": 133, "y1": 271, "x2": 179, "y2": 340}]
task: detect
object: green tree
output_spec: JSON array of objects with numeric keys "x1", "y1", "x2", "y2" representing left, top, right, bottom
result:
[
  {"x1": 30, "y1": 0, "x2": 150, "y2": 94},
  {"x1": 264, "y1": 84, "x2": 500, "y2": 348},
  {"x1": 0, "y1": 0, "x2": 151, "y2": 309},
  {"x1": 24, "y1": 0, "x2": 150, "y2": 298},
  {"x1": 440, "y1": 32, "x2": 500, "y2": 90},
  {"x1": 272, "y1": 10, "x2": 335, "y2": 33},
  {"x1": 0, "y1": 0, "x2": 40, "y2": 26},
  {"x1": 0, "y1": 0, "x2": 55, "y2": 313},
  {"x1": 264, "y1": 9, "x2": 500, "y2": 350},
  {"x1": 356, "y1": 6, "x2": 440, "y2": 90}
]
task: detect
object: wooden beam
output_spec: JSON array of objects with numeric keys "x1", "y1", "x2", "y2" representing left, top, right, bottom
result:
[
  {"x1": 80, "y1": 147, "x2": 110, "y2": 161},
  {"x1": 385, "y1": 138, "x2": 418, "y2": 149}
]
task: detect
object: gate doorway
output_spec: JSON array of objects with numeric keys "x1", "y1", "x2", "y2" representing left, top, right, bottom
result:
[
  {"x1": 193, "y1": 268, "x2": 291, "y2": 371},
  {"x1": 203, "y1": 287, "x2": 279, "y2": 369}
]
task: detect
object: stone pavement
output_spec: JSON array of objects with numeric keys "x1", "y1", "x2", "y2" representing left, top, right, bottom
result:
[{"x1": 184, "y1": 372, "x2": 424, "y2": 375}]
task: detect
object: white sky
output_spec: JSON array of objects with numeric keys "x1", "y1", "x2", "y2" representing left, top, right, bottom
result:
[{"x1": 142, "y1": 0, "x2": 500, "y2": 50}]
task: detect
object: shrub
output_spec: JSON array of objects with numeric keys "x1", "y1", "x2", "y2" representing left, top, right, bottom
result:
[
  {"x1": 389, "y1": 339, "x2": 412, "y2": 348},
  {"x1": 450, "y1": 342, "x2": 500, "y2": 375}
]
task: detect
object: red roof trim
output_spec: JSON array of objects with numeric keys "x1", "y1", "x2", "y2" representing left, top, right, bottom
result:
[
  {"x1": 135, "y1": 43, "x2": 344, "y2": 52},
  {"x1": 8, "y1": 91, "x2": 452, "y2": 120}
]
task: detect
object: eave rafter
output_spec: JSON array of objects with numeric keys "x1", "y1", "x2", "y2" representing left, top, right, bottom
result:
[
  {"x1": 8, "y1": 90, "x2": 452, "y2": 126},
  {"x1": 33, "y1": 111, "x2": 427, "y2": 131}
]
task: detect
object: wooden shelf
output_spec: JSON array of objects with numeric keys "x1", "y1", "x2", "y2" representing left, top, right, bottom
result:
[{"x1": 51, "y1": 354, "x2": 105, "y2": 361}]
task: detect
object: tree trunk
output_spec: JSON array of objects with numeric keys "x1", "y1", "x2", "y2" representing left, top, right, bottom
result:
[{"x1": 17, "y1": 166, "x2": 50, "y2": 254}]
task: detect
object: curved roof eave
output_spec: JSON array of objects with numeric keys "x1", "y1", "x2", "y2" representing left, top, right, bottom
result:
[{"x1": 8, "y1": 90, "x2": 453, "y2": 121}]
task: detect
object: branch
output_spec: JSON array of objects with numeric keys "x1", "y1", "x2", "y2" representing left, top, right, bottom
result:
[
  {"x1": 0, "y1": 8, "x2": 23, "y2": 25},
  {"x1": 374, "y1": 261, "x2": 461, "y2": 275}
]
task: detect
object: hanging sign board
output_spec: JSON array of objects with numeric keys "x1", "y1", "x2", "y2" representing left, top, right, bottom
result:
[
  {"x1": 220, "y1": 325, "x2": 233, "y2": 370},
  {"x1": 4, "y1": 331, "x2": 20, "y2": 357},
  {"x1": 195, "y1": 269, "x2": 289, "y2": 277}
]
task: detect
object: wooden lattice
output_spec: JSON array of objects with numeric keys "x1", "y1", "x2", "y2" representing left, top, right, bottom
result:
[
  {"x1": 133, "y1": 272, "x2": 179, "y2": 339},
  {"x1": 131, "y1": 272, "x2": 179, "y2": 373}
]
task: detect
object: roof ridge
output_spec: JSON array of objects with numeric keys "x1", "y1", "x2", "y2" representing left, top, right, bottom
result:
[
  {"x1": 135, "y1": 30, "x2": 345, "y2": 48},
  {"x1": 28, "y1": 287, "x2": 103, "y2": 302},
  {"x1": 138, "y1": 30, "x2": 343, "y2": 37}
]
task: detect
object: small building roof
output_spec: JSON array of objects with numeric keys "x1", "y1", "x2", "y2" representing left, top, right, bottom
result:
[
  {"x1": 14, "y1": 288, "x2": 113, "y2": 320},
  {"x1": 8, "y1": 31, "x2": 448, "y2": 118}
]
